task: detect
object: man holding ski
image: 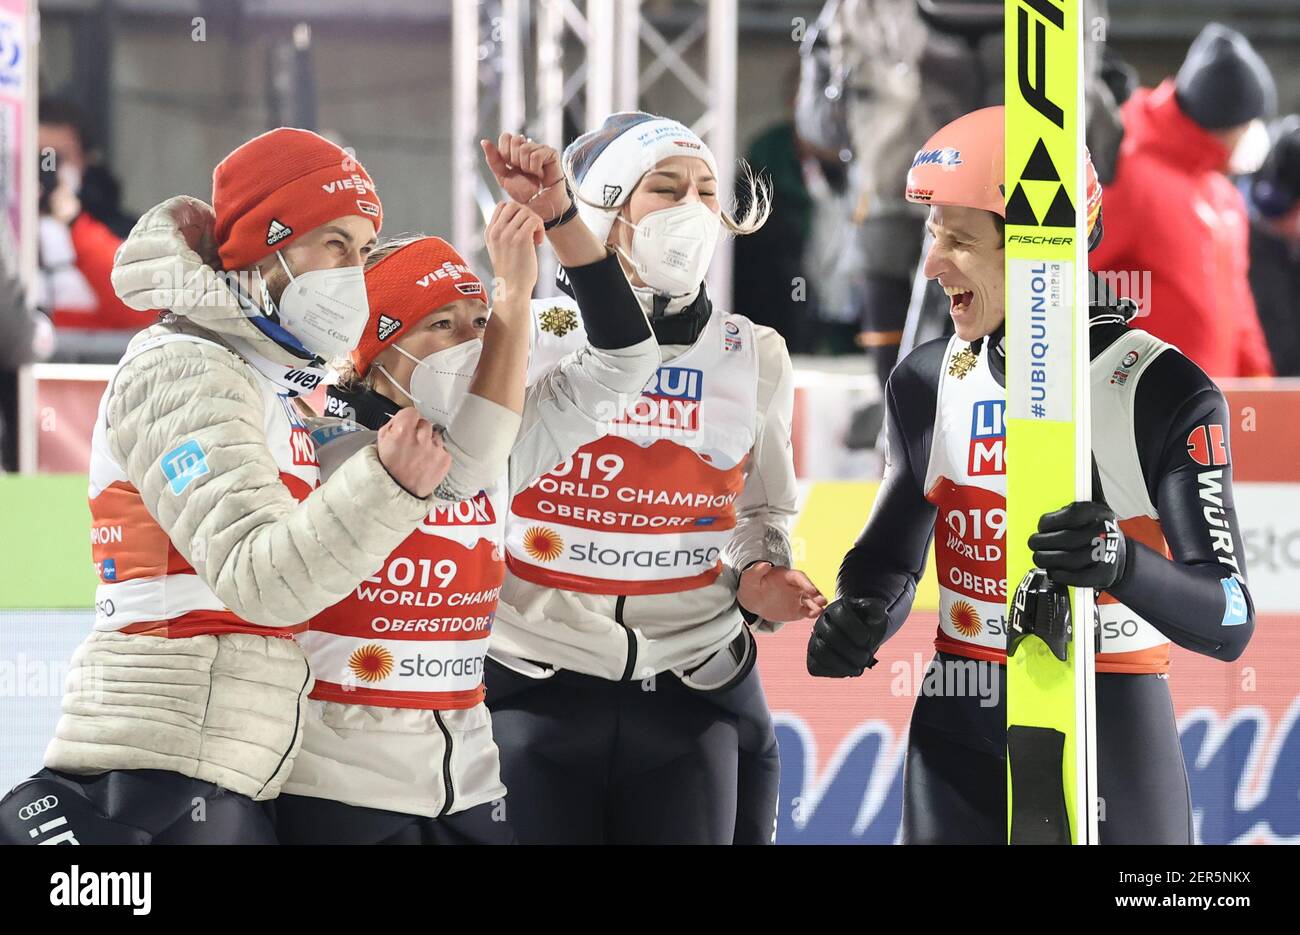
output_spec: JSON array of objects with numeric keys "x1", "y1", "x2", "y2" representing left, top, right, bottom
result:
[{"x1": 806, "y1": 105, "x2": 1256, "y2": 845}]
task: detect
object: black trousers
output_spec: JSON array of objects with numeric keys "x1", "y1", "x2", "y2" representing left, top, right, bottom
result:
[
  {"x1": 0, "y1": 768, "x2": 277, "y2": 844},
  {"x1": 484, "y1": 658, "x2": 779, "y2": 845},
  {"x1": 274, "y1": 794, "x2": 515, "y2": 845},
  {"x1": 902, "y1": 653, "x2": 1194, "y2": 844}
]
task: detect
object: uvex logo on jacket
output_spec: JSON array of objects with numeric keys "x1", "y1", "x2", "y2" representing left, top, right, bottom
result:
[{"x1": 284, "y1": 369, "x2": 323, "y2": 391}]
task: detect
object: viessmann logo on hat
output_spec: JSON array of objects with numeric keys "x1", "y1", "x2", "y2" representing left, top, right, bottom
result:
[
  {"x1": 416, "y1": 261, "x2": 479, "y2": 292},
  {"x1": 321, "y1": 173, "x2": 375, "y2": 195}
]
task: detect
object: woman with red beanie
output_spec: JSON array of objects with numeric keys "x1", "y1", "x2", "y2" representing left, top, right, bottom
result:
[
  {"x1": 270, "y1": 138, "x2": 659, "y2": 845},
  {"x1": 0, "y1": 128, "x2": 454, "y2": 845}
]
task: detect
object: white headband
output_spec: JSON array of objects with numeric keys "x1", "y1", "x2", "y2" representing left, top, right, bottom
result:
[{"x1": 566, "y1": 114, "x2": 720, "y2": 243}]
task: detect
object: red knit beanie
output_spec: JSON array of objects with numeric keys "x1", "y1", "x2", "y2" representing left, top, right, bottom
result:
[
  {"x1": 353, "y1": 236, "x2": 486, "y2": 376},
  {"x1": 212, "y1": 127, "x2": 384, "y2": 271}
]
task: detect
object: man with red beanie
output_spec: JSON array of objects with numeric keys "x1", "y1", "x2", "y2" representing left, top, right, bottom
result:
[
  {"x1": 1090, "y1": 23, "x2": 1276, "y2": 377},
  {"x1": 0, "y1": 128, "x2": 453, "y2": 844}
]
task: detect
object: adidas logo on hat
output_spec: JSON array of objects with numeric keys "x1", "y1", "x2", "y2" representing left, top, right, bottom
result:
[
  {"x1": 377, "y1": 315, "x2": 402, "y2": 342},
  {"x1": 266, "y1": 219, "x2": 293, "y2": 246},
  {"x1": 602, "y1": 184, "x2": 623, "y2": 207}
]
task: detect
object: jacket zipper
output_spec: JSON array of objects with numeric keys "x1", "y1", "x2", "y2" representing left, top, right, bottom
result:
[
  {"x1": 615, "y1": 595, "x2": 637, "y2": 681},
  {"x1": 433, "y1": 710, "x2": 455, "y2": 817},
  {"x1": 258, "y1": 658, "x2": 312, "y2": 799}
]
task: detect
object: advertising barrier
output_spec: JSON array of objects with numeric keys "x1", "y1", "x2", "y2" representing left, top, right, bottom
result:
[{"x1": 3, "y1": 370, "x2": 1298, "y2": 843}]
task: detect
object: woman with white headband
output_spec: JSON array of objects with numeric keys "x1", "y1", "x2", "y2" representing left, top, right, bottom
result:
[{"x1": 481, "y1": 113, "x2": 826, "y2": 844}]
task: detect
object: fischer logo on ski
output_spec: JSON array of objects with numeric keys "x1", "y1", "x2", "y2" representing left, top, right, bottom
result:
[{"x1": 1005, "y1": 0, "x2": 1096, "y2": 845}]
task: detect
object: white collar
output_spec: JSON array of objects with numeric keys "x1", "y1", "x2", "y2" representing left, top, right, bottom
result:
[{"x1": 223, "y1": 331, "x2": 335, "y2": 397}]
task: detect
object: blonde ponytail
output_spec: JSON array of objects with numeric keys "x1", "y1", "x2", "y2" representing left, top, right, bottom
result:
[{"x1": 721, "y1": 159, "x2": 772, "y2": 236}]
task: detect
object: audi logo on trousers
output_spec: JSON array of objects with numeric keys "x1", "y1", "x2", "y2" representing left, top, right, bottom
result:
[{"x1": 18, "y1": 795, "x2": 59, "y2": 821}]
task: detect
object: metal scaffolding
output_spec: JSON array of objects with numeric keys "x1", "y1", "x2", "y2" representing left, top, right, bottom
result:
[{"x1": 451, "y1": 0, "x2": 738, "y2": 306}]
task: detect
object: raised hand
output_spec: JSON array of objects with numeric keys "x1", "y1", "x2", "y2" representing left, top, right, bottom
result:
[
  {"x1": 485, "y1": 201, "x2": 544, "y2": 308},
  {"x1": 480, "y1": 133, "x2": 571, "y2": 223}
]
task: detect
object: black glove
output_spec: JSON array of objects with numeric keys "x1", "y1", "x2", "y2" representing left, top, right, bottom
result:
[
  {"x1": 1028, "y1": 501, "x2": 1127, "y2": 590},
  {"x1": 806, "y1": 597, "x2": 887, "y2": 678}
]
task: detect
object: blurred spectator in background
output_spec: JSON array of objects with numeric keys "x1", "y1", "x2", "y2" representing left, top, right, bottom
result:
[
  {"x1": 0, "y1": 239, "x2": 51, "y2": 472},
  {"x1": 1090, "y1": 23, "x2": 1275, "y2": 377},
  {"x1": 733, "y1": 62, "x2": 860, "y2": 354},
  {"x1": 803, "y1": 0, "x2": 1120, "y2": 390},
  {"x1": 38, "y1": 97, "x2": 142, "y2": 360},
  {"x1": 799, "y1": 139, "x2": 864, "y2": 355},
  {"x1": 1100, "y1": 44, "x2": 1139, "y2": 109},
  {"x1": 1245, "y1": 115, "x2": 1300, "y2": 376},
  {"x1": 733, "y1": 76, "x2": 817, "y2": 353}
]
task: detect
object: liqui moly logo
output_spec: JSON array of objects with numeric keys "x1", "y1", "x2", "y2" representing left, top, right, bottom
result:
[
  {"x1": 614, "y1": 367, "x2": 703, "y2": 433},
  {"x1": 289, "y1": 426, "x2": 318, "y2": 468},
  {"x1": 277, "y1": 397, "x2": 320, "y2": 468},
  {"x1": 968, "y1": 400, "x2": 1005, "y2": 476},
  {"x1": 422, "y1": 491, "x2": 497, "y2": 529}
]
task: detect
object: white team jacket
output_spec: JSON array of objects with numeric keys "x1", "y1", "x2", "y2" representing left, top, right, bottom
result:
[
  {"x1": 281, "y1": 295, "x2": 661, "y2": 818},
  {"x1": 44, "y1": 198, "x2": 434, "y2": 801},
  {"x1": 491, "y1": 284, "x2": 799, "y2": 682}
]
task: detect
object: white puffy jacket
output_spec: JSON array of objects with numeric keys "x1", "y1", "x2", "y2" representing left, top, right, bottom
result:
[
  {"x1": 43, "y1": 197, "x2": 433, "y2": 800},
  {"x1": 284, "y1": 284, "x2": 661, "y2": 819}
]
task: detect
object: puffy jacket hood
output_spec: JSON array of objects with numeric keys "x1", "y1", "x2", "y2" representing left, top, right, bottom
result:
[
  {"x1": 1123, "y1": 80, "x2": 1232, "y2": 176},
  {"x1": 111, "y1": 195, "x2": 314, "y2": 366}
]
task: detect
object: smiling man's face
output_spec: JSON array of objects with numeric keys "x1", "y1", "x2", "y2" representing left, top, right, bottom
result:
[{"x1": 922, "y1": 204, "x2": 1005, "y2": 341}]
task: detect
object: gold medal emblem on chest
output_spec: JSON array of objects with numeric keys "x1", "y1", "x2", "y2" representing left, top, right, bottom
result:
[
  {"x1": 539, "y1": 305, "x2": 579, "y2": 338},
  {"x1": 948, "y1": 345, "x2": 978, "y2": 379}
]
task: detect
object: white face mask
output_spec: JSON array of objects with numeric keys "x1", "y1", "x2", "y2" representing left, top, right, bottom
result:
[
  {"x1": 377, "y1": 337, "x2": 482, "y2": 427},
  {"x1": 269, "y1": 251, "x2": 370, "y2": 360},
  {"x1": 1228, "y1": 119, "x2": 1271, "y2": 176},
  {"x1": 57, "y1": 165, "x2": 82, "y2": 194},
  {"x1": 616, "y1": 200, "x2": 720, "y2": 295}
]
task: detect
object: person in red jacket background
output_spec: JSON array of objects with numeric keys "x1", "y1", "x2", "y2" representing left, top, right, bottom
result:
[
  {"x1": 1090, "y1": 23, "x2": 1276, "y2": 378},
  {"x1": 38, "y1": 98, "x2": 143, "y2": 336}
]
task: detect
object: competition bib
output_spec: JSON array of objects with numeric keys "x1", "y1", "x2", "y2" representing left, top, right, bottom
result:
[{"x1": 507, "y1": 310, "x2": 759, "y2": 595}]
